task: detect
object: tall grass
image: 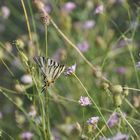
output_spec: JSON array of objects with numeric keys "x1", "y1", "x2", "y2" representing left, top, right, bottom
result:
[{"x1": 0, "y1": 0, "x2": 140, "y2": 139}]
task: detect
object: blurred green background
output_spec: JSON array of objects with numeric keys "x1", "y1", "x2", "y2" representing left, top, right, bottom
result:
[{"x1": 0, "y1": 0, "x2": 140, "y2": 139}]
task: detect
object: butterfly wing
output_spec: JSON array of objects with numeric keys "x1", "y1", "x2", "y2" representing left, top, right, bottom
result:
[
  {"x1": 46, "y1": 58, "x2": 65, "y2": 82},
  {"x1": 33, "y1": 56, "x2": 46, "y2": 77},
  {"x1": 34, "y1": 57, "x2": 65, "y2": 92}
]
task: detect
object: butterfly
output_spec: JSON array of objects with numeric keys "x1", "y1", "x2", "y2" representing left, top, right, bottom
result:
[{"x1": 34, "y1": 56, "x2": 65, "y2": 92}]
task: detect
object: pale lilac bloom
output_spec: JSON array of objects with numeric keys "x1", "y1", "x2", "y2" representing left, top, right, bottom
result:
[
  {"x1": 118, "y1": 40, "x2": 126, "y2": 48},
  {"x1": 79, "y1": 96, "x2": 92, "y2": 106},
  {"x1": 64, "y1": 63, "x2": 76, "y2": 76},
  {"x1": 99, "y1": 137, "x2": 110, "y2": 140},
  {"x1": 20, "y1": 131, "x2": 33, "y2": 140},
  {"x1": 117, "y1": 38, "x2": 133, "y2": 48},
  {"x1": 87, "y1": 116, "x2": 99, "y2": 125},
  {"x1": 111, "y1": 132, "x2": 129, "y2": 140},
  {"x1": 20, "y1": 74, "x2": 32, "y2": 84},
  {"x1": 82, "y1": 20, "x2": 95, "y2": 29},
  {"x1": 1, "y1": 6, "x2": 10, "y2": 19},
  {"x1": 62, "y1": 2, "x2": 76, "y2": 13},
  {"x1": 44, "y1": 3, "x2": 52, "y2": 13},
  {"x1": 77, "y1": 41, "x2": 89, "y2": 52},
  {"x1": 94, "y1": 5, "x2": 104, "y2": 14},
  {"x1": 116, "y1": 67, "x2": 126, "y2": 75},
  {"x1": 107, "y1": 113, "x2": 120, "y2": 128},
  {"x1": 136, "y1": 61, "x2": 140, "y2": 68}
]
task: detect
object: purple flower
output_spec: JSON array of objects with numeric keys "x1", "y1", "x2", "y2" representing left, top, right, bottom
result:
[
  {"x1": 87, "y1": 116, "x2": 99, "y2": 129},
  {"x1": 79, "y1": 96, "x2": 92, "y2": 106},
  {"x1": 111, "y1": 132, "x2": 129, "y2": 140},
  {"x1": 1, "y1": 6, "x2": 10, "y2": 19},
  {"x1": 94, "y1": 5, "x2": 104, "y2": 14},
  {"x1": 77, "y1": 41, "x2": 89, "y2": 52},
  {"x1": 107, "y1": 113, "x2": 120, "y2": 128},
  {"x1": 64, "y1": 63, "x2": 76, "y2": 76},
  {"x1": 20, "y1": 131, "x2": 33, "y2": 140},
  {"x1": 62, "y1": 2, "x2": 76, "y2": 13},
  {"x1": 117, "y1": 39, "x2": 132, "y2": 48},
  {"x1": 44, "y1": 3, "x2": 52, "y2": 13},
  {"x1": 116, "y1": 67, "x2": 126, "y2": 75},
  {"x1": 82, "y1": 20, "x2": 95, "y2": 29},
  {"x1": 136, "y1": 61, "x2": 140, "y2": 68}
]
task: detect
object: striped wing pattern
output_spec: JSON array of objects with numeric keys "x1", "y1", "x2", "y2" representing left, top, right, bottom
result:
[
  {"x1": 34, "y1": 56, "x2": 65, "y2": 92},
  {"x1": 33, "y1": 56, "x2": 46, "y2": 76},
  {"x1": 46, "y1": 59, "x2": 65, "y2": 81}
]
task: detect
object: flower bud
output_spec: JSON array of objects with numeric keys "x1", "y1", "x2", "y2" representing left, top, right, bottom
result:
[
  {"x1": 94, "y1": 69, "x2": 102, "y2": 79},
  {"x1": 34, "y1": 0, "x2": 44, "y2": 10},
  {"x1": 14, "y1": 39, "x2": 25, "y2": 49},
  {"x1": 123, "y1": 87, "x2": 129, "y2": 97},
  {"x1": 113, "y1": 94, "x2": 122, "y2": 107},
  {"x1": 14, "y1": 84, "x2": 25, "y2": 93},
  {"x1": 110, "y1": 85, "x2": 123, "y2": 94},
  {"x1": 14, "y1": 97, "x2": 23, "y2": 107},
  {"x1": 101, "y1": 82, "x2": 109, "y2": 89}
]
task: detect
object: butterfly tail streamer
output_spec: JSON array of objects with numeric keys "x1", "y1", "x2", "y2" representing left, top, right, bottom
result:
[{"x1": 41, "y1": 84, "x2": 46, "y2": 93}]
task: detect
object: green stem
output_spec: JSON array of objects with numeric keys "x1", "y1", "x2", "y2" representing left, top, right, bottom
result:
[
  {"x1": 20, "y1": 0, "x2": 32, "y2": 41},
  {"x1": 73, "y1": 73, "x2": 113, "y2": 135},
  {"x1": 27, "y1": 0, "x2": 40, "y2": 54},
  {"x1": 45, "y1": 25, "x2": 48, "y2": 57},
  {"x1": 117, "y1": 108, "x2": 139, "y2": 138}
]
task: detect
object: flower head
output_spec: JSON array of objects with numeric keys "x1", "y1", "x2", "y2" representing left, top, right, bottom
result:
[
  {"x1": 116, "y1": 67, "x2": 126, "y2": 75},
  {"x1": 62, "y1": 2, "x2": 76, "y2": 13},
  {"x1": 20, "y1": 131, "x2": 33, "y2": 140},
  {"x1": 87, "y1": 116, "x2": 99, "y2": 129},
  {"x1": 64, "y1": 63, "x2": 76, "y2": 76},
  {"x1": 107, "y1": 112, "x2": 120, "y2": 128},
  {"x1": 20, "y1": 74, "x2": 32, "y2": 84},
  {"x1": 1, "y1": 6, "x2": 10, "y2": 19},
  {"x1": 82, "y1": 20, "x2": 95, "y2": 30},
  {"x1": 77, "y1": 41, "x2": 89, "y2": 52},
  {"x1": 111, "y1": 132, "x2": 129, "y2": 140},
  {"x1": 79, "y1": 96, "x2": 92, "y2": 106},
  {"x1": 44, "y1": 3, "x2": 52, "y2": 13},
  {"x1": 94, "y1": 5, "x2": 104, "y2": 14}
]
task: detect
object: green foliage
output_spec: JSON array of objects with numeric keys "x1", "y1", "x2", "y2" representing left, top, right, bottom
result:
[{"x1": 0, "y1": 0, "x2": 140, "y2": 139}]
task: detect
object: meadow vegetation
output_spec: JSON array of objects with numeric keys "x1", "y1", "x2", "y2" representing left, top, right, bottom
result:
[{"x1": 0, "y1": 0, "x2": 140, "y2": 140}]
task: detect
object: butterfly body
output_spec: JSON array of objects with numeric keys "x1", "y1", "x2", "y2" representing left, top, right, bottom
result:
[{"x1": 34, "y1": 56, "x2": 65, "y2": 92}]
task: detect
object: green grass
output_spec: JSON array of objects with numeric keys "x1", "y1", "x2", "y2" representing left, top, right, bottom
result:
[{"x1": 0, "y1": 0, "x2": 140, "y2": 139}]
